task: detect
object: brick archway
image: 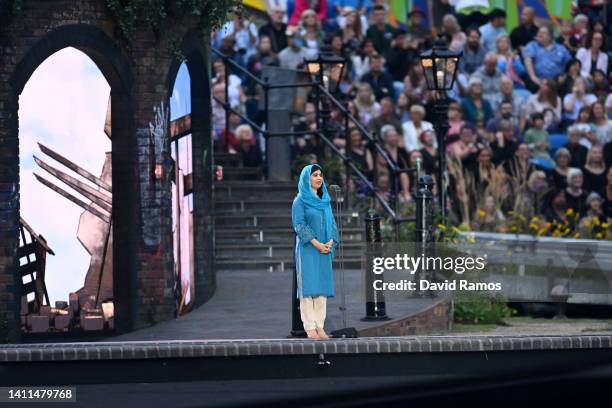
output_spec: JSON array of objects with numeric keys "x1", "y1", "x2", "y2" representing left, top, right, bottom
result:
[
  {"x1": 3, "y1": 23, "x2": 136, "y2": 338},
  {"x1": 166, "y1": 31, "x2": 215, "y2": 308}
]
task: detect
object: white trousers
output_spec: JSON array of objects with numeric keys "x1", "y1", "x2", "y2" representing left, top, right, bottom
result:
[{"x1": 300, "y1": 296, "x2": 327, "y2": 330}]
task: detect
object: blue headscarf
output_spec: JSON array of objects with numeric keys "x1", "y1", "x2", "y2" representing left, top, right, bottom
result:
[{"x1": 297, "y1": 164, "x2": 335, "y2": 245}]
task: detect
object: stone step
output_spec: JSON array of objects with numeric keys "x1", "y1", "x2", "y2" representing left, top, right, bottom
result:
[
  {"x1": 214, "y1": 213, "x2": 364, "y2": 228},
  {"x1": 215, "y1": 227, "x2": 365, "y2": 244},
  {"x1": 214, "y1": 183, "x2": 296, "y2": 199},
  {"x1": 213, "y1": 198, "x2": 294, "y2": 213},
  {"x1": 214, "y1": 153, "x2": 241, "y2": 167},
  {"x1": 215, "y1": 242, "x2": 366, "y2": 258},
  {"x1": 214, "y1": 257, "x2": 363, "y2": 272},
  {"x1": 222, "y1": 167, "x2": 264, "y2": 181}
]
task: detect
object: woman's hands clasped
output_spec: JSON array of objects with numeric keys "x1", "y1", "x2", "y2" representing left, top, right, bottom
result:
[{"x1": 313, "y1": 240, "x2": 334, "y2": 254}]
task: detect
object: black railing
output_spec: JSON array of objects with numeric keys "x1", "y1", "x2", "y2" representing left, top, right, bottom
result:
[{"x1": 211, "y1": 47, "x2": 416, "y2": 239}]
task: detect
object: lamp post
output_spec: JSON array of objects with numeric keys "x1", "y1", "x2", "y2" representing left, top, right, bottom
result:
[{"x1": 419, "y1": 37, "x2": 461, "y2": 223}]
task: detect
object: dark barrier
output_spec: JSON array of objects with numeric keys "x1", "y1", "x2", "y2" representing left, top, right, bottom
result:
[{"x1": 363, "y1": 209, "x2": 390, "y2": 321}]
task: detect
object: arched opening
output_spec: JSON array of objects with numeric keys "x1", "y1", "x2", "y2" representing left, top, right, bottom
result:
[
  {"x1": 9, "y1": 24, "x2": 138, "y2": 337},
  {"x1": 169, "y1": 62, "x2": 196, "y2": 313},
  {"x1": 19, "y1": 47, "x2": 114, "y2": 334}
]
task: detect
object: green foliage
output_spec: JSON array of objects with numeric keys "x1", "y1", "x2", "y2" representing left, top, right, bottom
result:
[
  {"x1": 453, "y1": 293, "x2": 516, "y2": 325},
  {"x1": 104, "y1": 0, "x2": 240, "y2": 45},
  {"x1": 0, "y1": 0, "x2": 23, "y2": 27}
]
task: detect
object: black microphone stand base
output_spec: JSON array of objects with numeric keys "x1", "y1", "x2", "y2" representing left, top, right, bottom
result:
[{"x1": 331, "y1": 327, "x2": 359, "y2": 338}]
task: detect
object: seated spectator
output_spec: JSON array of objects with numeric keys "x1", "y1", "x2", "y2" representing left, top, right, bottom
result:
[
  {"x1": 472, "y1": 195, "x2": 505, "y2": 232},
  {"x1": 574, "y1": 106, "x2": 597, "y2": 149},
  {"x1": 405, "y1": 7, "x2": 432, "y2": 50},
  {"x1": 557, "y1": 58, "x2": 582, "y2": 97},
  {"x1": 446, "y1": 101, "x2": 466, "y2": 145},
  {"x1": 565, "y1": 167, "x2": 589, "y2": 216},
  {"x1": 479, "y1": 8, "x2": 507, "y2": 53},
  {"x1": 492, "y1": 34, "x2": 524, "y2": 87},
  {"x1": 212, "y1": 59, "x2": 245, "y2": 109},
  {"x1": 385, "y1": 29, "x2": 418, "y2": 83},
  {"x1": 449, "y1": 124, "x2": 482, "y2": 173},
  {"x1": 442, "y1": 14, "x2": 466, "y2": 52},
  {"x1": 524, "y1": 112, "x2": 552, "y2": 165},
  {"x1": 235, "y1": 125, "x2": 263, "y2": 168},
  {"x1": 461, "y1": 77, "x2": 493, "y2": 130},
  {"x1": 218, "y1": 111, "x2": 242, "y2": 153},
  {"x1": 278, "y1": 28, "x2": 312, "y2": 69},
  {"x1": 583, "y1": 144, "x2": 607, "y2": 192},
  {"x1": 488, "y1": 75, "x2": 527, "y2": 133},
  {"x1": 360, "y1": 53, "x2": 395, "y2": 101},
  {"x1": 297, "y1": 9, "x2": 324, "y2": 57},
  {"x1": 369, "y1": 96, "x2": 402, "y2": 139},
  {"x1": 347, "y1": 127, "x2": 374, "y2": 181},
  {"x1": 472, "y1": 52, "x2": 503, "y2": 101},
  {"x1": 491, "y1": 120, "x2": 519, "y2": 166},
  {"x1": 351, "y1": 38, "x2": 375, "y2": 79},
  {"x1": 523, "y1": 25, "x2": 571, "y2": 92},
  {"x1": 513, "y1": 170, "x2": 548, "y2": 222},
  {"x1": 591, "y1": 69, "x2": 610, "y2": 103},
  {"x1": 510, "y1": 6, "x2": 538, "y2": 53},
  {"x1": 597, "y1": 167, "x2": 612, "y2": 219},
  {"x1": 353, "y1": 82, "x2": 380, "y2": 126},
  {"x1": 395, "y1": 92, "x2": 411, "y2": 123},
  {"x1": 340, "y1": 6, "x2": 365, "y2": 55},
  {"x1": 245, "y1": 36, "x2": 280, "y2": 93},
  {"x1": 379, "y1": 125, "x2": 411, "y2": 201},
  {"x1": 402, "y1": 104, "x2": 433, "y2": 152},
  {"x1": 215, "y1": 7, "x2": 259, "y2": 61},
  {"x1": 211, "y1": 82, "x2": 227, "y2": 132},
  {"x1": 258, "y1": 5, "x2": 288, "y2": 54},
  {"x1": 543, "y1": 189, "x2": 569, "y2": 223},
  {"x1": 591, "y1": 101, "x2": 612, "y2": 144},
  {"x1": 403, "y1": 63, "x2": 428, "y2": 105},
  {"x1": 365, "y1": 4, "x2": 395, "y2": 54},
  {"x1": 419, "y1": 130, "x2": 439, "y2": 177},
  {"x1": 555, "y1": 18, "x2": 578, "y2": 56},
  {"x1": 563, "y1": 126, "x2": 589, "y2": 169},
  {"x1": 525, "y1": 79, "x2": 562, "y2": 130},
  {"x1": 548, "y1": 147, "x2": 571, "y2": 189},
  {"x1": 459, "y1": 28, "x2": 487, "y2": 76},
  {"x1": 572, "y1": 14, "x2": 589, "y2": 48},
  {"x1": 562, "y1": 77, "x2": 597, "y2": 125},
  {"x1": 578, "y1": 192, "x2": 608, "y2": 239},
  {"x1": 473, "y1": 146, "x2": 495, "y2": 187},
  {"x1": 485, "y1": 101, "x2": 521, "y2": 143},
  {"x1": 575, "y1": 31, "x2": 608, "y2": 78},
  {"x1": 289, "y1": 0, "x2": 326, "y2": 26}
]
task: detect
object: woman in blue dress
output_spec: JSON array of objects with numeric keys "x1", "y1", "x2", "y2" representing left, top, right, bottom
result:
[{"x1": 292, "y1": 164, "x2": 340, "y2": 340}]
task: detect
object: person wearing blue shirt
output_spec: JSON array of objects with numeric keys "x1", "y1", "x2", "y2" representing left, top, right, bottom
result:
[
  {"x1": 479, "y1": 9, "x2": 507, "y2": 53},
  {"x1": 523, "y1": 26, "x2": 572, "y2": 92}
]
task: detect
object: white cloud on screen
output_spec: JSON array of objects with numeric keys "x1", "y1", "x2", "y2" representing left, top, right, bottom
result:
[{"x1": 19, "y1": 47, "x2": 111, "y2": 304}]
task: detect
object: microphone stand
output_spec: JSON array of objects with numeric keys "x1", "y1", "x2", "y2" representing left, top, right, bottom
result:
[{"x1": 329, "y1": 184, "x2": 358, "y2": 338}]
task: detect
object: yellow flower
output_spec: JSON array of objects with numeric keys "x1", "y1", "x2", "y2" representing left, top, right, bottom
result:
[
  {"x1": 507, "y1": 210, "x2": 514, "y2": 216},
  {"x1": 594, "y1": 217, "x2": 601, "y2": 226},
  {"x1": 602, "y1": 223, "x2": 609, "y2": 229},
  {"x1": 596, "y1": 232, "x2": 604, "y2": 239},
  {"x1": 437, "y1": 224, "x2": 446, "y2": 230},
  {"x1": 566, "y1": 208, "x2": 574, "y2": 216},
  {"x1": 510, "y1": 225, "x2": 518, "y2": 233},
  {"x1": 552, "y1": 230, "x2": 562, "y2": 237},
  {"x1": 477, "y1": 209, "x2": 486, "y2": 218},
  {"x1": 583, "y1": 219, "x2": 592, "y2": 228},
  {"x1": 532, "y1": 216, "x2": 540, "y2": 222},
  {"x1": 467, "y1": 235, "x2": 476, "y2": 244},
  {"x1": 573, "y1": 232, "x2": 580, "y2": 238}
]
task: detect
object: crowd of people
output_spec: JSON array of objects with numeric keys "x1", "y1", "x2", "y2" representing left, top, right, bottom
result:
[{"x1": 210, "y1": 1, "x2": 612, "y2": 239}]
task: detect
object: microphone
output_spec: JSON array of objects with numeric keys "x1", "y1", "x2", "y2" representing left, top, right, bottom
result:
[{"x1": 329, "y1": 184, "x2": 343, "y2": 202}]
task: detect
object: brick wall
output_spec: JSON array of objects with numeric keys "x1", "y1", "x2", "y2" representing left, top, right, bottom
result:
[{"x1": 0, "y1": 0, "x2": 214, "y2": 339}]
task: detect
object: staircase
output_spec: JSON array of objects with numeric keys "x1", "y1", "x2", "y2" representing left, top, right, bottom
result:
[{"x1": 214, "y1": 153, "x2": 367, "y2": 272}]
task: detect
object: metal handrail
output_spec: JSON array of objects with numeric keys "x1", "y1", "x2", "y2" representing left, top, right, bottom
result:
[{"x1": 210, "y1": 47, "x2": 417, "y2": 235}]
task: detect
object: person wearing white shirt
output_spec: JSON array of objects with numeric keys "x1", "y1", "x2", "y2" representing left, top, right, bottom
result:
[
  {"x1": 402, "y1": 104, "x2": 433, "y2": 152},
  {"x1": 575, "y1": 31, "x2": 608, "y2": 78}
]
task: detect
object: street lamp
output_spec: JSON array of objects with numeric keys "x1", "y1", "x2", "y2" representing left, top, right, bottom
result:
[
  {"x1": 305, "y1": 52, "x2": 347, "y2": 95},
  {"x1": 419, "y1": 36, "x2": 461, "y2": 223}
]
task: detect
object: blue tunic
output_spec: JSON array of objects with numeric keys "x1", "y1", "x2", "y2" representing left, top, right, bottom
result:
[{"x1": 292, "y1": 197, "x2": 340, "y2": 298}]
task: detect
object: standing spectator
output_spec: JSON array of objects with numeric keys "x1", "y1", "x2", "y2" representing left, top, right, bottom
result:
[
  {"x1": 490, "y1": 120, "x2": 519, "y2": 166},
  {"x1": 442, "y1": 14, "x2": 466, "y2": 52},
  {"x1": 258, "y1": 6, "x2": 288, "y2": 53},
  {"x1": 472, "y1": 52, "x2": 503, "y2": 101},
  {"x1": 575, "y1": 31, "x2": 609, "y2": 78},
  {"x1": 583, "y1": 145, "x2": 607, "y2": 192},
  {"x1": 548, "y1": 148, "x2": 572, "y2": 189},
  {"x1": 563, "y1": 126, "x2": 589, "y2": 169},
  {"x1": 523, "y1": 26, "x2": 571, "y2": 92},
  {"x1": 459, "y1": 28, "x2": 487, "y2": 76},
  {"x1": 525, "y1": 79, "x2": 562, "y2": 130},
  {"x1": 216, "y1": 7, "x2": 259, "y2": 61},
  {"x1": 524, "y1": 112, "x2": 552, "y2": 165},
  {"x1": 460, "y1": 77, "x2": 494, "y2": 130},
  {"x1": 565, "y1": 168, "x2": 588, "y2": 216},
  {"x1": 479, "y1": 9, "x2": 507, "y2": 53},
  {"x1": 279, "y1": 28, "x2": 311, "y2": 69},
  {"x1": 360, "y1": 53, "x2": 395, "y2": 101},
  {"x1": 366, "y1": 4, "x2": 395, "y2": 54},
  {"x1": 289, "y1": 0, "x2": 327, "y2": 26},
  {"x1": 591, "y1": 101, "x2": 612, "y2": 144},
  {"x1": 298, "y1": 9, "x2": 325, "y2": 57},
  {"x1": 510, "y1": 6, "x2": 538, "y2": 53},
  {"x1": 402, "y1": 104, "x2": 433, "y2": 152}
]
